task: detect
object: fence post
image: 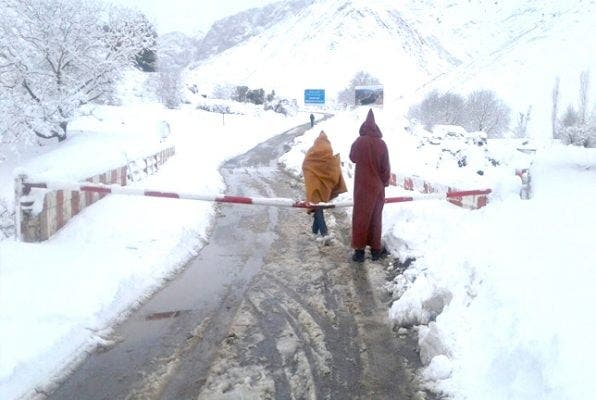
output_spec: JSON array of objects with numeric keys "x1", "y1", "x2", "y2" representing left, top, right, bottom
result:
[{"x1": 14, "y1": 173, "x2": 27, "y2": 241}]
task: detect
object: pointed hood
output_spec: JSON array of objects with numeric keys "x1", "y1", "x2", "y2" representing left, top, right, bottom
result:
[{"x1": 359, "y1": 109, "x2": 382, "y2": 137}]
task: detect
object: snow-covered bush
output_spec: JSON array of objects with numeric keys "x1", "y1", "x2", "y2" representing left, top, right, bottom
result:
[
  {"x1": 264, "y1": 98, "x2": 298, "y2": 116},
  {"x1": 559, "y1": 124, "x2": 596, "y2": 148}
]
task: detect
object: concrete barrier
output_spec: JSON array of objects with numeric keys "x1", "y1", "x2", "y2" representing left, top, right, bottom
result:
[{"x1": 16, "y1": 147, "x2": 175, "y2": 242}]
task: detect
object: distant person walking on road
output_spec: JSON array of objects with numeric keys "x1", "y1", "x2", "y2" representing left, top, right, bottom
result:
[
  {"x1": 310, "y1": 113, "x2": 315, "y2": 128},
  {"x1": 302, "y1": 131, "x2": 347, "y2": 241},
  {"x1": 349, "y1": 109, "x2": 391, "y2": 262}
]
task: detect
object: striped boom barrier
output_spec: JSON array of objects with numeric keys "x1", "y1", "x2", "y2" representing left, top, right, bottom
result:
[{"x1": 23, "y1": 180, "x2": 491, "y2": 210}]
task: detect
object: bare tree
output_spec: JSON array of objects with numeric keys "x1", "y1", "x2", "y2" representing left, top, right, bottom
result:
[
  {"x1": 513, "y1": 106, "x2": 532, "y2": 138},
  {"x1": 464, "y1": 90, "x2": 511, "y2": 138},
  {"x1": 552, "y1": 77, "x2": 560, "y2": 139},
  {"x1": 0, "y1": 0, "x2": 154, "y2": 142},
  {"x1": 154, "y1": 70, "x2": 182, "y2": 109},
  {"x1": 408, "y1": 90, "x2": 465, "y2": 130},
  {"x1": 579, "y1": 69, "x2": 590, "y2": 125}
]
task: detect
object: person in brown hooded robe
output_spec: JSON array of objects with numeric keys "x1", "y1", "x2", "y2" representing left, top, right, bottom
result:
[
  {"x1": 302, "y1": 131, "x2": 347, "y2": 239},
  {"x1": 349, "y1": 109, "x2": 391, "y2": 262}
]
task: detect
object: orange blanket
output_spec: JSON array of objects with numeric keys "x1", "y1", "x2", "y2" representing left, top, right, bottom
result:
[{"x1": 302, "y1": 132, "x2": 347, "y2": 203}]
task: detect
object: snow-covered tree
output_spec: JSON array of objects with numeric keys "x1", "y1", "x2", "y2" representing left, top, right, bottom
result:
[
  {"x1": 513, "y1": 106, "x2": 532, "y2": 138},
  {"x1": 463, "y1": 89, "x2": 511, "y2": 138},
  {"x1": 0, "y1": 0, "x2": 154, "y2": 142},
  {"x1": 408, "y1": 90, "x2": 465, "y2": 130},
  {"x1": 561, "y1": 105, "x2": 579, "y2": 128},
  {"x1": 552, "y1": 77, "x2": 560, "y2": 139},
  {"x1": 556, "y1": 70, "x2": 595, "y2": 147},
  {"x1": 154, "y1": 70, "x2": 182, "y2": 109},
  {"x1": 579, "y1": 69, "x2": 590, "y2": 125}
]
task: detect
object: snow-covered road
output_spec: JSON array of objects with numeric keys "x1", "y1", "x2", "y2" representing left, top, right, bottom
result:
[{"x1": 43, "y1": 120, "x2": 431, "y2": 399}]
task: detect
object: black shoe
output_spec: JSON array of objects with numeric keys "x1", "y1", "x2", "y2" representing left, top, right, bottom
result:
[
  {"x1": 352, "y1": 250, "x2": 365, "y2": 263},
  {"x1": 371, "y1": 247, "x2": 389, "y2": 261}
]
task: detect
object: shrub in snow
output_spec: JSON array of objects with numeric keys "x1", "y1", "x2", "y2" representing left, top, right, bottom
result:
[
  {"x1": 233, "y1": 86, "x2": 249, "y2": 102},
  {"x1": 246, "y1": 88, "x2": 265, "y2": 105},
  {"x1": 559, "y1": 124, "x2": 595, "y2": 148},
  {"x1": 196, "y1": 103, "x2": 235, "y2": 114},
  {"x1": 264, "y1": 98, "x2": 298, "y2": 116}
]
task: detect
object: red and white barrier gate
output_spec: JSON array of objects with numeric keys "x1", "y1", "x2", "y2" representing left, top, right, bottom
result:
[{"x1": 22, "y1": 180, "x2": 491, "y2": 210}]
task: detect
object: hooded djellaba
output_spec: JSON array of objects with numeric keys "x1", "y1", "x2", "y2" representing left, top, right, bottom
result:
[
  {"x1": 302, "y1": 131, "x2": 347, "y2": 240},
  {"x1": 349, "y1": 109, "x2": 391, "y2": 262}
]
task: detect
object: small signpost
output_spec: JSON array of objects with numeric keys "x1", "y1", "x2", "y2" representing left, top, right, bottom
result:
[{"x1": 304, "y1": 89, "x2": 325, "y2": 104}]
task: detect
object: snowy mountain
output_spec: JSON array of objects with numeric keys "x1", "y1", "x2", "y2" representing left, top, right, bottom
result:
[
  {"x1": 157, "y1": 31, "x2": 202, "y2": 71},
  {"x1": 186, "y1": 0, "x2": 459, "y2": 103},
  {"x1": 185, "y1": 0, "x2": 595, "y2": 139},
  {"x1": 197, "y1": 0, "x2": 316, "y2": 60}
]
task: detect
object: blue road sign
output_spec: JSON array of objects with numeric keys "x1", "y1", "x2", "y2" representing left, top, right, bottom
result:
[{"x1": 304, "y1": 89, "x2": 325, "y2": 104}]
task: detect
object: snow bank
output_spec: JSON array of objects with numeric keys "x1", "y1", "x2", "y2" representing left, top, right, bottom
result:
[{"x1": 385, "y1": 145, "x2": 596, "y2": 399}]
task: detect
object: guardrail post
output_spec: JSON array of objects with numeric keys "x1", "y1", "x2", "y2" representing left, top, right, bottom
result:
[{"x1": 14, "y1": 173, "x2": 28, "y2": 241}]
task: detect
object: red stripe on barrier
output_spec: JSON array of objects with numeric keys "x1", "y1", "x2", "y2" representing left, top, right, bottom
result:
[
  {"x1": 448, "y1": 198, "x2": 463, "y2": 207},
  {"x1": 144, "y1": 191, "x2": 180, "y2": 199},
  {"x1": 71, "y1": 191, "x2": 80, "y2": 216},
  {"x1": 447, "y1": 189, "x2": 492, "y2": 197},
  {"x1": 292, "y1": 201, "x2": 338, "y2": 209},
  {"x1": 385, "y1": 196, "x2": 415, "y2": 203},
  {"x1": 81, "y1": 185, "x2": 112, "y2": 195},
  {"x1": 404, "y1": 178, "x2": 413, "y2": 191},
  {"x1": 217, "y1": 196, "x2": 253, "y2": 204},
  {"x1": 56, "y1": 190, "x2": 64, "y2": 229}
]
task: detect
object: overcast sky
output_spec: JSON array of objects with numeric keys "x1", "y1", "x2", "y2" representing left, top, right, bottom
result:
[{"x1": 109, "y1": 0, "x2": 277, "y2": 35}]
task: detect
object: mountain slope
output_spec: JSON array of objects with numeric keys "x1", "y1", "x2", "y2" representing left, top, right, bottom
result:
[
  {"x1": 185, "y1": 0, "x2": 595, "y2": 139},
  {"x1": 402, "y1": 0, "x2": 596, "y2": 137},
  {"x1": 186, "y1": 0, "x2": 459, "y2": 102},
  {"x1": 197, "y1": 0, "x2": 315, "y2": 60}
]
